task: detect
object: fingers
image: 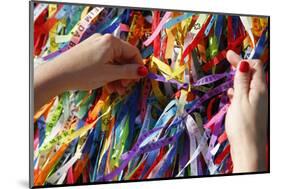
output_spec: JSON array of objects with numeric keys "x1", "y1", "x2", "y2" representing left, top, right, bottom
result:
[
  {"x1": 249, "y1": 60, "x2": 268, "y2": 105},
  {"x1": 121, "y1": 79, "x2": 132, "y2": 87},
  {"x1": 118, "y1": 40, "x2": 143, "y2": 65},
  {"x1": 97, "y1": 34, "x2": 148, "y2": 93},
  {"x1": 235, "y1": 60, "x2": 251, "y2": 98},
  {"x1": 104, "y1": 83, "x2": 115, "y2": 94},
  {"x1": 101, "y1": 34, "x2": 143, "y2": 65},
  {"x1": 227, "y1": 88, "x2": 234, "y2": 103},
  {"x1": 90, "y1": 33, "x2": 102, "y2": 41},
  {"x1": 226, "y1": 50, "x2": 267, "y2": 100},
  {"x1": 105, "y1": 81, "x2": 128, "y2": 96},
  {"x1": 250, "y1": 59, "x2": 266, "y2": 89},
  {"x1": 226, "y1": 50, "x2": 251, "y2": 99},
  {"x1": 116, "y1": 88, "x2": 126, "y2": 95},
  {"x1": 226, "y1": 50, "x2": 242, "y2": 68},
  {"x1": 106, "y1": 64, "x2": 148, "y2": 81}
]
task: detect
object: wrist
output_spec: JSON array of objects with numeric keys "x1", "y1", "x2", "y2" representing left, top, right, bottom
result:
[
  {"x1": 230, "y1": 139, "x2": 266, "y2": 173},
  {"x1": 34, "y1": 62, "x2": 66, "y2": 111},
  {"x1": 51, "y1": 46, "x2": 87, "y2": 91}
]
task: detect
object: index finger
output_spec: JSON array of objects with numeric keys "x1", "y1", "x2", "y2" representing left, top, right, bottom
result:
[
  {"x1": 250, "y1": 59, "x2": 267, "y2": 89},
  {"x1": 226, "y1": 50, "x2": 267, "y2": 91},
  {"x1": 102, "y1": 34, "x2": 144, "y2": 65}
]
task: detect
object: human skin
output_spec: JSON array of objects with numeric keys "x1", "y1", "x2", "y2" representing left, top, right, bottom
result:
[
  {"x1": 34, "y1": 34, "x2": 268, "y2": 173},
  {"x1": 34, "y1": 33, "x2": 148, "y2": 112},
  {"x1": 225, "y1": 50, "x2": 268, "y2": 173}
]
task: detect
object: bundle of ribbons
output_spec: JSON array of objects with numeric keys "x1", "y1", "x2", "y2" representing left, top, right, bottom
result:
[{"x1": 33, "y1": 3, "x2": 269, "y2": 186}]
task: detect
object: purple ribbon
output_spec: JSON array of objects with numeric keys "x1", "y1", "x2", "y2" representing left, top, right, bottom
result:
[
  {"x1": 188, "y1": 80, "x2": 233, "y2": 113},
  {"x1": 147, "y1": 71, "x2": 235, "y2": 89}
]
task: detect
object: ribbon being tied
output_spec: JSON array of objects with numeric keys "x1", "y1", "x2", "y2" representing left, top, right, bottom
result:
[{"x1": 33, "y1": 3, "x2": 269, "y2": 186}]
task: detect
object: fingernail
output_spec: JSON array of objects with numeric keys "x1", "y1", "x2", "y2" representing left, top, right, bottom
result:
[
  {"x1": 239, "y1": 60, "x2": 249, "y2": 73},
  {"x1": 137, "y1": 66, "x2": 148, "y2": 76}
]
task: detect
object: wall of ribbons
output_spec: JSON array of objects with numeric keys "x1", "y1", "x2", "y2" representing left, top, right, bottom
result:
[{"x1": 32, "y1": 2, "x2": 269, "y2": 187}]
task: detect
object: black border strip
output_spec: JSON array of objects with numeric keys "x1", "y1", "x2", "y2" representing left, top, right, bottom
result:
[
  {"x1": 29, "y1": 1, "x2": 34, "y2": 189},
  {"x1": 29, "y1": 0, "x2": 270, "y2": 188}
]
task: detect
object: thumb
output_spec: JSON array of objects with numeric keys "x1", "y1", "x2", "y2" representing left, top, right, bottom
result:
[
  {"x1": 106, "y1": 64, "x2": 148, "y2": 81},
  {"x1": 226, "y1": 50, "x2": 251, "y2": 99},
  {"x1": 234, "y1": 60, "x2": 251, "y2": 98}
]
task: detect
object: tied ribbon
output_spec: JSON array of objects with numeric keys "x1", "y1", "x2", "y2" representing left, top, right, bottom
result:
[{"x1": 32, "y1": 4, "x2": 269, "y2": 186}]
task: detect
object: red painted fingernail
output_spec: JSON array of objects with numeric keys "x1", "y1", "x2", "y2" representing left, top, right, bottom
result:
[
  {"x1": 137, "y1": 66, "x2": 148, "y2": 76},
  {"x1": 239, "y1": 60, "x2": 249, "y2": 73}
]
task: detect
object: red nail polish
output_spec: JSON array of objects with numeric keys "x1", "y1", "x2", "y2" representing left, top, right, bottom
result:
[
  {"x1": 137, "y1": 66, "x2": 148, "y2": 76},
  {"x1": 239, "y1": 61, "x2": 249, "y2": 73}
]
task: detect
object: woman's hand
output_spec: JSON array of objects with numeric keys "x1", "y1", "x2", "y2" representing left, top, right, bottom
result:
[
  {"x1": 34, "y1": 34, "x2": 147, "y2": 111},
  {"x1": 225, "y1": 50, "x2": 268, "y2": 173}
]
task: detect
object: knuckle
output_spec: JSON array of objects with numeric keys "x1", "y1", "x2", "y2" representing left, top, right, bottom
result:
[
  {"x1": 235, "y1": 74, "x2": 249, "y2": 84},
  {"x1": 252, "y1": 59, "x2": 263, "y2": 68},
  {"x1": 102, "y1": 34, "x2": 115, "y2": 44},
  {"x1": 258, "y1": 85, "x2": 268, "y2": 95},
  {"x1": 92, "y1": 33, "x2": 101, "y2": 38},
  {"x1": 254, "y1": 59, "x2": 262, "y2": 65},
  {"x1": 131, "y1": 45, "x2": 139, "y2": 53},
  {"x1": 92, "y1": 33, "x2": 101, "y2": 39}
]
